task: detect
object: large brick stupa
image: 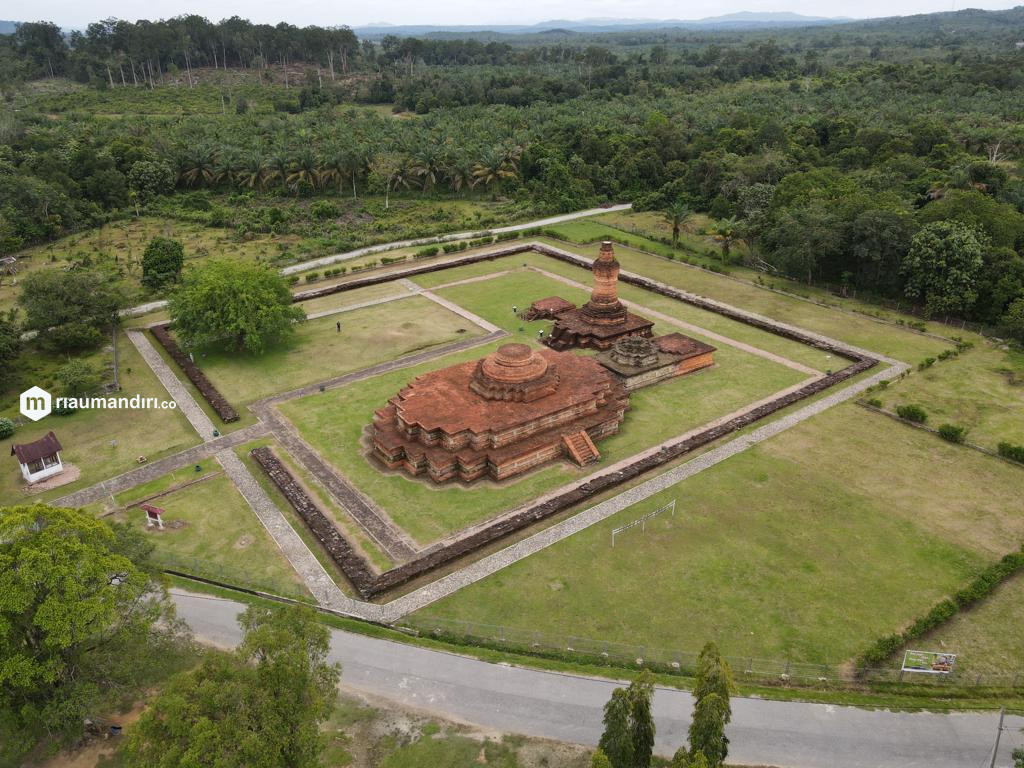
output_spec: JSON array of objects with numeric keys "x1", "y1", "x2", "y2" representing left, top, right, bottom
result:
[{"x1": 370, "y1": 343, "x2": 628, "y2": 484}]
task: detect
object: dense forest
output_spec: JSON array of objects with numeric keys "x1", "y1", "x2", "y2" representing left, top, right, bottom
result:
[{"x1": 1, "y1": 8, "x2": 1023, "y2": 337}]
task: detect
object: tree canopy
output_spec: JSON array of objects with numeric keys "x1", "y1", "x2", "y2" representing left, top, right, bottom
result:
[
  {"x1": 0, "y1": 504, "x2": 187, "y2": 762},
  {"x1": 123, "y1": 604, "x2": 340, "y2": 768},
  {"x1": 169, "y1": 260, "x2": 305, "y2": 353}
]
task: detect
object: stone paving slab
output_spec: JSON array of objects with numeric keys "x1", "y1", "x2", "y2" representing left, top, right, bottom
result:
[
  {"x1": 55, "y1": 423, "x2": 271, "y2": 508},
  {"x1": 215, "y1": 449, "x2": 364, "y2": 614},
  {"x1": 126, "y1": 329, "x2": 218, "y2": 440}
]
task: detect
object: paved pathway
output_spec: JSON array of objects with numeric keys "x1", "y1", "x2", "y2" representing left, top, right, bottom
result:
[
  {"x1": 173, "y1": 590, "x2": 1024, "y2": 768},
  {"x1": 304, "y1": 291, "x2": 413, "y2": 321},
  {"x1": 214, "y1": 450, "x2": 353, "y2": 611},
  {"x1": 419, "y1": 289, "x2": 503, "y2": 333},
  {"x1": 55, "y1": 423, "x2": 270, "y2": 508},
  {"x1": 125, "y1": 330, "x2": 218, "y2": 439}
]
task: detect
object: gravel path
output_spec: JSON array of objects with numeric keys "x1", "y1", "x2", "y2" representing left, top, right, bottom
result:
[
  {"x1": 280, "y1": 204, "x2": 632, "y2": 276},
  {"x1": 54, "y1": 423, "x2": 270, "y2": 508},
  {"x1": 418, "y1": 290, "x2": 503, "y2": 333}
]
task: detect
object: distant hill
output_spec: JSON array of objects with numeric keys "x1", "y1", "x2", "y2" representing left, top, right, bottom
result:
[{"x1": 353, "y1": 12, "x2": 852, "y2": 38}]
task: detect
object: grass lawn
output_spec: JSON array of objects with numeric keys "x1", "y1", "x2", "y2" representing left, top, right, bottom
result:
[
  {"x1": 0, "y1": 331, "x2": 200, "y2": 505},
  {"x1": 909, "y1": 572, "x2": 1024, "y2": 679},
  {"x1": 105, "y1": 460, "x2": 310, "y2": 599},
  {"x1": 296, "y1": 281, "x2": 410, "y2": 315},
  {"x1": 414, "y1": 404, "x2": 1024, "y2": 664},
  {"x1": 875, "y1": 344, "x2": 1024, "y2": 450},
  {"x1": 186, "y1": 295, "x2": 483, "y2": 405},
  {"x1": 278, "y1": 303, "x2": 806, "y2": 545}
]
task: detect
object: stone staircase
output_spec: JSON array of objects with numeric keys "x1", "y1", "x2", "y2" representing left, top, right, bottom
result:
[{"x1": 562, "y1": 429, "x2": 600, "y2": 466}]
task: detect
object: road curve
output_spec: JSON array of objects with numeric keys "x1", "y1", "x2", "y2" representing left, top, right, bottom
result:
[{"x1": 172, "y1": 591, "x2": 1023, "y2": 768}]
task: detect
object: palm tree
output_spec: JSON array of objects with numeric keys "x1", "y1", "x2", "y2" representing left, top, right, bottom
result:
[
  {"x1": 662, "y1": 200, "x2": 692, "y2": 248},
  {"x1": 262, "y1": 154, "x2": 289, "y2": 192},
  {"x1": 317, "y1": 147, "x2": 346, "y2": 194},
  {"x1": 235, "y1": 152, "x2": 266, "y2": 191},
  {"x1": 445, "y1": 153, "x2": 475, "y2": 196},
  {"x1": 211, "y1": 149, "x2": 239, "y2": 188},
  {"x1": 709, "y1": 217, "x2": 739, "y2": 264},
  {"x1": 179, "y1": 146, "x2": 216, "y2": 188},
  {"x1": 472, "y1": 148, "x2": 517, "y2": 190},
  {"x1": 342, "y1": 146, "x2": 366, "y2": 200},
  {"x1": 410, "y1": 146, "x2": 443, "y2": 194},
  {"x1": 286, "y1": 149, "x2": 319, "y2": 195}
]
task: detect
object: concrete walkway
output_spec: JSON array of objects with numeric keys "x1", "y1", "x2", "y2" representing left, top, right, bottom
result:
[
  {"x1": 215, "y1": 450, "x2": 352, "y2": 612},
  {"x1": 125, "y1": 330, "x2": 218, "y2": 439}
]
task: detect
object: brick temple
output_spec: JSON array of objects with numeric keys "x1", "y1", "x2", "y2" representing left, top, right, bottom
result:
[
  {"x1": 371, "y1": 343, "x2": 629, "y2": 484},
  {"x1": 541, "y1": 241, "x2": 654, "y2": 350}
]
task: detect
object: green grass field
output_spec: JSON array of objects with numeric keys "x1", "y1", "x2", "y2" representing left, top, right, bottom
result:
[
  {"x1": 104, "y1": 460, "x2": 310, "y2": 598},
  {"x1": 0, "y1": 330, "x2": 200, "y2": 505},
  {"x1": 186, "y1": 295, "x2": 483, "y2": 405},
  {"x1": 415, "y1": 404, "x2": 1024, "y2": 664},
  {"x1": 278, "y1": 285, "x2": 807, "y2": 545},
  {"x1": 909, "y1": 573, "x2": 1024, "y2": 679},
  {"x1": 875, "y1": 344, "x2": 1024, "y2": 450}
]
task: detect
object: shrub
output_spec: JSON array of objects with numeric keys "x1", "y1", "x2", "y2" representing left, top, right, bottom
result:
[
  {"x1": 866, "y1": 398, "x2": 883, "y2": 408},
  {"x1": 141, "y1": 237, "x2": 185, "y2": 290},
  {"x1": 997, "y1": 442, "x2": 1024, "y2": 464},
  {"x1": 0, "y1": 417, "x2": 15, "y2": 439},
  {"x1": 305, "y1": 272, "x2": 320, "y2": 283},
  {"x1": 416, "y1": 246, "x2": 439, "y2": 258},
  {"x1": 896, "y1": 404, "x2": 927, "y2": 423},
  {"x1": 52, "y1": 403, "x2": 78, "y2": 416},
  {"x1": 310, "y1": 200, "x2": 339, "y2": 220},
  {"x1": 937, "y1": 424, "x2": 967, "y2": 444},
  {"x1": 286, "y1": 275, "x2": 300, "y2": 286},
  {"x1": 917, "y1": 357, "x2": 936, "y2": 371},
  {"x1": 56, "y1": 360, "x2": 101, "y2": 397}
]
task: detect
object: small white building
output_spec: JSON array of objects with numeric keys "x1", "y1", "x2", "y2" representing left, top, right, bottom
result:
[{"x1": 11, "y1": 431, "x2": 64, "y2": 484}]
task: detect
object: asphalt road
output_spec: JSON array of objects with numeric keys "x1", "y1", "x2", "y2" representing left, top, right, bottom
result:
[{"x1": 172, "y1": 591, "x2": 1024, "y2": 768}]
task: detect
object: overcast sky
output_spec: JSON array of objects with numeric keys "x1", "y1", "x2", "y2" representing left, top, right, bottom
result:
[{"x1": 8, "y1": 0, "x2": 1023, "y2": 30}]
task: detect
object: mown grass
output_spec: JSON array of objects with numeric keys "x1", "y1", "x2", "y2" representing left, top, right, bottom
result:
[
  {"x1": 104, "y1": 461, "x2": 310, "y2": 598},
  {"x1": 0, "y1": 330, "x2": 200, "y2": 505},
  {"x1": 186, "y1": 295, "x2": 483, "y2": 405},
  {"x1": 875, "y1": 344, "x2": 1024, "y2": 450},
  {"x1": 280, "y1": 272, "x2": 806, "y2": 544},
  {"x1": 416, "y1": 403, "x2": 1024, "y2": 666}
]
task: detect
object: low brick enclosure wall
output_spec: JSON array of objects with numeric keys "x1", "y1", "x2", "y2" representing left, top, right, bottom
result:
[
  {"x1": 150, "y1": 325, "x2": 239, "y2": 423},
  {"x1": 244, "y1": 242, "x2": 882, "y2": 599},
  {"x1": 250, "y1": 446, "x2": 378, "y2": 597}
]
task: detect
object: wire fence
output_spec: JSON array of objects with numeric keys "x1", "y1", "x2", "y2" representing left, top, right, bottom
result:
[{"x1": 399, "y1": 615, "x2": 1024, "y2": 691}]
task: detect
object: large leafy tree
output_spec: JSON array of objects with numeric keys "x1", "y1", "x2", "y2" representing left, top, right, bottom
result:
[
  {"x1": 169, "y1": 261, "x2": 305, "y2": 354},
  {"x1": 901, "y1": 220, "x2": 987, "y2": 318},
  {"x1": 17, "y1": 268, "x2": 123, "y2": 351},
  {"x1": 598, "y1": 673, "x2": 656, "y2": 768},
  {"x1": 123, "y1": 604, "x2": 340, "y2": 768},
  {"x1": 0, "y1": 505, "x2": 186, "y2": 761}
]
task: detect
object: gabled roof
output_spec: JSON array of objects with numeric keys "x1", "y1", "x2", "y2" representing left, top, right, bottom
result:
[{"x1": 11, "y1": 431, "x2": 62, "y2": 464}]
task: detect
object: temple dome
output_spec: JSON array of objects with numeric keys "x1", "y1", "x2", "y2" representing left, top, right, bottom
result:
[{"x1": 470, "y1": 343, "x2": 560, "y2": 402}]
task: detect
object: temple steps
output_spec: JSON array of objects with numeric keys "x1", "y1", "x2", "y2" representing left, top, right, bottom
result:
[{"x1": 563, "y1": 429, "x2": 600, "y2": 466}]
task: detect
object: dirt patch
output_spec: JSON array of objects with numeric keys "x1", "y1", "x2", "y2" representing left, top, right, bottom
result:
[
  {"x1": 23, "y1": 463, "x2": 82, "y2": 494},
  {"x1": 37, "y1": 699, "x2": 147, "y2": 768},
  {"x1": 233, "y1": 533, "x2": 254, "y2": 549}
]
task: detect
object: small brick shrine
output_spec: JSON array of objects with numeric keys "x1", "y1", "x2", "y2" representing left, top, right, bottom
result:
[
  {"x1": 371, "y1": 343, "x2": 628, "y2": 484},
  {"x1": 541, "y1": 241, "x2": 654, "y2": 350},
  {"x1": 596, "y1": 334, "x2": 717, "y2": 390}
]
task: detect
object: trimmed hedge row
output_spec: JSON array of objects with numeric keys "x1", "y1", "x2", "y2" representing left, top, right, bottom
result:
[
  {"x1": 857, "y1": 547, "x2": 1024, "y2": 668},
  {"x1": 150, "y1": 325, "x2": 239, "y2": 423},
  {"x1": 998, "y1": 442, "x2": 1024, "y2": 464}
]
